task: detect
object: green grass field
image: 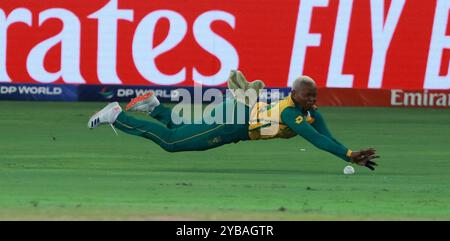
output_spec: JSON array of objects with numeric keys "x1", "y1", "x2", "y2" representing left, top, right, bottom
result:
[{"x1": 1, "y1": 101, "x2": 450, "y2": 220}]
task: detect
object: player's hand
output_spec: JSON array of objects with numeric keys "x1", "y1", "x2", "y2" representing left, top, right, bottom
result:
[{"x1": 350, "y1": 148, "x2": 379, "y2": 171}]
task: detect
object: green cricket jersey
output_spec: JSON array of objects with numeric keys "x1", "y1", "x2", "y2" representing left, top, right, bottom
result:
[
  {"x1": 113, "y1": 95, "x2": 352, "y2": 161},
  {"x1": 248, "y1": 95, "x2": 352, "y2": 162}
]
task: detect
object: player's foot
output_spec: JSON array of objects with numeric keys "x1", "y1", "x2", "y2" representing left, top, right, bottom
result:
[
  {"x1": 228, "y1": 70, "x2": 249, "y2": 90},
  {"x1": 88, "y1": 102, "x2": 122, "y2": 129},
  {"x1": 248, "y1": 79, "x2": 266, "y2": 93},
  {"x1": 227, "y1": 70, "x2": 266, "y2": 107},
  {"x1": 125, "y1": 92, "x2": 160, "y2": 113},
  {"x1": 227, "y1": 70, "x2": 266, "y2": 94}
]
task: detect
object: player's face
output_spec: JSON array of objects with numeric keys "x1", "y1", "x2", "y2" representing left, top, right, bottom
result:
[{"x1": 292, "y1": 85, "x2": 317, "y2": 110}]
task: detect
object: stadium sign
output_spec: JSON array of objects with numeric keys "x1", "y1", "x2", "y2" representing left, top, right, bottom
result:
[
  {"x1": 0, "y1": 83, "x2": 77, "y2": 101},
  {"x1": 1, "y1": 82, "x2": 449, "y2": 108},
  {"x1": 391, "y1": 90, "x2": 450, "y2": 107},
  {"x1": 0, "y1": 0, "x2": 449, "y2": 89},
  {"x1": 316, "y1": 88, "x2": 450, "y2": 108},
  {"x1": 77, "y1": 84, "x2": 289, "y2": 103},
  {"x1": 0, "y1": 85, "x2": 62, "y2": 95}
]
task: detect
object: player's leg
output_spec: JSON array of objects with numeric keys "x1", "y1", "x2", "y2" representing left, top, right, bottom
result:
[
  {"x1": 149, "y1": 104, "x2": 183, "y2": 129},
  {"x1": 88, "y1": 102, "x2": 249, "y2": 152},
  {"x1": 126, "y1": 92, "x2": 183, "y2": 129},
  {"x1": 88, "y1": 102, "x2": 177, "y2": 152},
  {"x1": 115, "y1": 111, "x2": 249, "y2": 152}
]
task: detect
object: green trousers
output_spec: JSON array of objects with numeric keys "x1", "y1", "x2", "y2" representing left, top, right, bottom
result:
[{"x1": 113, "y1": 98, "x2": 250, "y2": 152}]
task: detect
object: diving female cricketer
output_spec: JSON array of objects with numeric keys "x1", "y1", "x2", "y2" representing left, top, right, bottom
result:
[{"x1": 88, "y1": 71, "x2": 378, "y2": 170}]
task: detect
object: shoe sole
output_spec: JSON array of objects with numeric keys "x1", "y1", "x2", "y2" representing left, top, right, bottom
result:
[{"x1": 126, "y1": 92, "x2": 154, "y2": 111}]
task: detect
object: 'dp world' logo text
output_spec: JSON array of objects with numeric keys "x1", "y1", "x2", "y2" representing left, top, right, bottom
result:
[{"x1": 0, "y1": 85, "x2": 62, "y2": 96}]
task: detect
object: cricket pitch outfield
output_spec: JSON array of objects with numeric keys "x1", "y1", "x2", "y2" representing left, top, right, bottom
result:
[{"x1": 1, "y1": 101, "x2": 449, "y2": 220}]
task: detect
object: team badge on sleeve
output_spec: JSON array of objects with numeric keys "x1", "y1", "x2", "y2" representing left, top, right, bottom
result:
[{"x1": 295, "y1": 116, "x2": 303, "y2": 124}]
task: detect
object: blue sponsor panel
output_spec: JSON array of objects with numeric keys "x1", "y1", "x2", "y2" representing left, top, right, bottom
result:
[
  {"x1": 78, "y1": 84, "x2": 291, "y2": 103},
  {"x1": 0, "y1": 83, "x2": 78, "y2": 101},
  {"x1": 0, "y1": 83, "x2": 291, "y2": 103},
  {"x1": 78, "y1": 85, "x2": 190, "y2": 103}
]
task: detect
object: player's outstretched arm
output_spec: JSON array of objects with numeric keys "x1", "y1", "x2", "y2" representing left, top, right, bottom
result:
[
  {"x1": 281, "y1": 107, "x2": 352, "y2": 162},
  {"x1": 310, "y1": 109, "x2": 346, "y2": 148},
  {"x1": 311, "y1": 110, "x2": 379, "y2": 170}
]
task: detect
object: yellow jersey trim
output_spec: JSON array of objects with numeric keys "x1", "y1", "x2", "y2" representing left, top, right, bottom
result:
[{"x1": 346, "y1": 150, "x2": 353, "y2": 157}]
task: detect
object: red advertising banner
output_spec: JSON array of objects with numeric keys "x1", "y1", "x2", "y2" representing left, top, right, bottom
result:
[
  {"x1": 0, "y1": 0, "x2": 449, "y2": 89},
  {"x1": 317, "y1": 88, "x2": 450, "y2": 108}
]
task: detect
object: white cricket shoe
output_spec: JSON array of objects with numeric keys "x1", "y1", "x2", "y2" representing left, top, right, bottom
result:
[
  {"x1": 125, "y1": 92, "x2": 160, "y2": 113},
  {"x1": 88, "y1": 102, "x2": 122, "y2": 131}
]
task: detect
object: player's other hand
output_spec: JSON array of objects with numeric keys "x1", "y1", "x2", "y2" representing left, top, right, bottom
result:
[{"x1": 350, "y1": 148, "x2": 379, "y2": 171}]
